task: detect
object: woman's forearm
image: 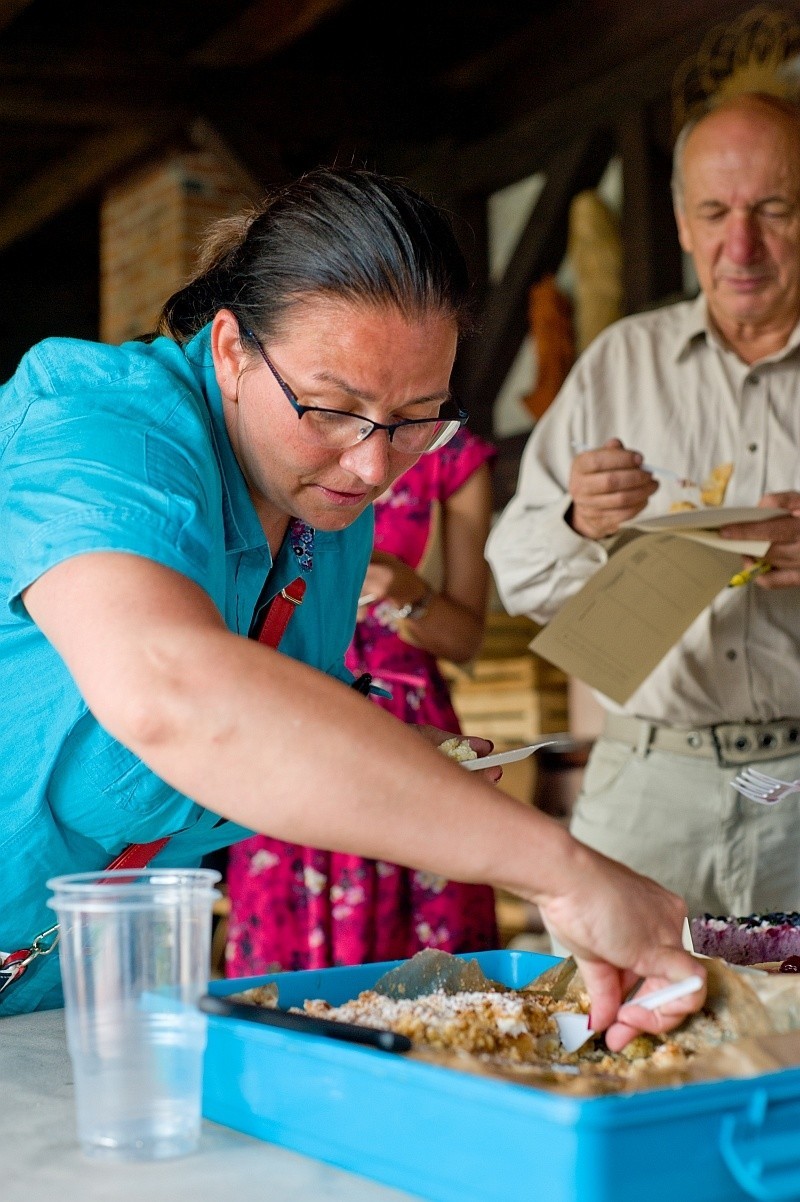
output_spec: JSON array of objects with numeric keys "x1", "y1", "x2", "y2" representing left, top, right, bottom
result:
[
  {"x1": 105, "y1": 622, "x2": 704, "y2": 1047},
  {"x1": 112, "y1": 621, "x2": 566, "y2": 901},
  {"x1": 22, "y1": 553, "x2": 557, "y2": 897}
]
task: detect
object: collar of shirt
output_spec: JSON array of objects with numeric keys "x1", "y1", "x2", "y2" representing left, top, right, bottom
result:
[
  {"x1": 674, "y1": 292, "x2": 800, "y2": 367},
  {"x1": 182, "y1": 324, "x2": 269, "y2": 559}
]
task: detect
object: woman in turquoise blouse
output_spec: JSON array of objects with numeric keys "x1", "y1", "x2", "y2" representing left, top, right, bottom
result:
[{"x1": 0, "y1": 166, "x2": 703, "y2": 1043}]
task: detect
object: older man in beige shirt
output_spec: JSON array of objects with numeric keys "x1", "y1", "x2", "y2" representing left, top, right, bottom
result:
[{"x1": 487, "y1": 93, "x2": 800, "y2": 921}]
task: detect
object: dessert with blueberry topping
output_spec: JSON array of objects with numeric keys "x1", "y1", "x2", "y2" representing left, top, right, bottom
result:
[{"x1": 691, "y1": 911, "x2": 800, "y2": 965}]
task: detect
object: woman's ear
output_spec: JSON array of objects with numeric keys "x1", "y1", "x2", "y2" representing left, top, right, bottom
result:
[{"x1": 211, "y1": 309, "x2": 247, "y2": 404}]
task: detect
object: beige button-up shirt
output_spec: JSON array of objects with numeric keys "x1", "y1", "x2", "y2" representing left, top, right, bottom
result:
[{"x1": 486, "y1": 295, "x2": 800, "y2": 725}]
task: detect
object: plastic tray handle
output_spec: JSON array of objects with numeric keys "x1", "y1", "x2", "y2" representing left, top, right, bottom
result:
[{"x1": 720, "y1": 1088, "x2": 800, "y2": 1200}]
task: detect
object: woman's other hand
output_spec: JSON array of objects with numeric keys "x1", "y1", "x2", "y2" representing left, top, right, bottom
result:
[
  {"x1": 357, "y1": 551, "x2": 428, "y2": 619},
  {"x1": 417, "y1": 726, "x2": 503, "y2": 783}
]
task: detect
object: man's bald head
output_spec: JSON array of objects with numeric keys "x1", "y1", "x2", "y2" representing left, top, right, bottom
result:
[
  {"x1": 672, "y1": 91, "x2": 800, "y2": 358},
  {"x1": 672, "y1": 93, "x2": 800, "y2": 210}
]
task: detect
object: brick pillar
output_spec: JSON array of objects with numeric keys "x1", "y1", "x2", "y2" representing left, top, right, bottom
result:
[{"x1": 101, "y1": 149, "x2": 257, "y2": 344}]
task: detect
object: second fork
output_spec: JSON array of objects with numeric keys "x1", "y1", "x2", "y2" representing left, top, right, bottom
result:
[{"x1": 731, "y1": 766, "x2": 800, "y2": 805}]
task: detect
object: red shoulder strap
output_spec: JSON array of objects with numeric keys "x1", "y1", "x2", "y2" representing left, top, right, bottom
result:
[
  {"x1": 105, "y1": 839, "x2": 172, "y2": 872},
  {"x1": 256, "y1": 577, "x2": 307, "y2": 647}
]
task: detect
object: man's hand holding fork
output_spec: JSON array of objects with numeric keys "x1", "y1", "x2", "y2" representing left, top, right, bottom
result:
[{"x1": 567, "y1": 438, "x2": 659, "y2": 540}]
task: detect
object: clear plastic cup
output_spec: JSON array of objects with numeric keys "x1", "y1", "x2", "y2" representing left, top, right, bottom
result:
[{"x1": 47, "y1": 867, "x2": 221, "y2": 1162}]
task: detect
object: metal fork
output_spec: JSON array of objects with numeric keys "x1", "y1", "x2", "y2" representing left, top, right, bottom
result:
[{"x1": 731, "y1": 766, "x2": 800, "y2": 805}]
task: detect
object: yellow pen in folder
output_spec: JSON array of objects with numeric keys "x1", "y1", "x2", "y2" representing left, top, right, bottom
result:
[{"x1": 728, "y1": 559, "x2": 772, "y2": 588}]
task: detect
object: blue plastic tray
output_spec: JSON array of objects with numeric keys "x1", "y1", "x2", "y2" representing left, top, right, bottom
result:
[{"x1": 202, "y1": 950, "x2": 800, "y2": 1202}]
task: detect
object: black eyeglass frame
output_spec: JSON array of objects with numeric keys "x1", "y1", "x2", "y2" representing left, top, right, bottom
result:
[{"x1": 242, "y1": 327, "x2": 468, "y2": 452}]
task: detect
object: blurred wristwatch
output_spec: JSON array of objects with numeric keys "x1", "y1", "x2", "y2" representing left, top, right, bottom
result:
[{"x1": 396, "y1": 586, "x2": 434, "y2": 622}]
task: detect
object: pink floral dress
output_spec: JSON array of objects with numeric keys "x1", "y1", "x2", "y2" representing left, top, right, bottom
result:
[{"x1": 225, "y1": 429, "x2": 498, "y2": 976}]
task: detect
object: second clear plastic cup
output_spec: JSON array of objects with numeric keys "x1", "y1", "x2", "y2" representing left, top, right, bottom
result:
[{"x1": 47, "y1": 867, "x2": 221, "y2": 1162}]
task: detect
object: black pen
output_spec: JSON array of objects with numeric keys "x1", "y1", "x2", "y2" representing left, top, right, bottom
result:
[{"x1": 198, "y1": 993, "x2": 411, "y2": 1053}]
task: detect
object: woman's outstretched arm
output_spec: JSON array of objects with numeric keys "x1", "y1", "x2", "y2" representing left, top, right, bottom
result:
[{"x1": 24, "y1": 550, "x2": 705, "y2": 1046}]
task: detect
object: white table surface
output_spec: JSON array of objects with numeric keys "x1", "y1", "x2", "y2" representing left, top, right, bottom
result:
[{"x1": 0, "y1": 1008, "x2": 416, "y2": 1202}]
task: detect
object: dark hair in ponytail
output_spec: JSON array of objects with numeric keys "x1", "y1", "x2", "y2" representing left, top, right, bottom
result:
[{"x1": 157, "y1": 167, "x2": 473, "y2": 346}]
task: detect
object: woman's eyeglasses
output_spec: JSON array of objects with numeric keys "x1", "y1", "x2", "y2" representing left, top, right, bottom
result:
[{"x1": 243, "y1": 328, "x2": 467, "y2": 454}]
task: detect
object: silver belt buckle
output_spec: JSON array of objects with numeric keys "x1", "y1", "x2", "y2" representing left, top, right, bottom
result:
[{"x1": 712, "y1": 721, "x2": 800, "y2": 767}]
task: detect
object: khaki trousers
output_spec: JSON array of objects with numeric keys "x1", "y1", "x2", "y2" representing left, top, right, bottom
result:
[{"x1": 567, "y1": 735, "x2": 800, "y2": 920}]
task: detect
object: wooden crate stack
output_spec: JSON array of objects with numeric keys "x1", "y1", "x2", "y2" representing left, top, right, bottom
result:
[{"x1": 441, "y1": 612, "x2": 568, "y2": 747}]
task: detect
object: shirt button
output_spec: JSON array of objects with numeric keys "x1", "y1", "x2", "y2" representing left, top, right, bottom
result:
[
  {"x1": 748, "y1": 442, "x2": 758, "y2": 452},
  {"x1": 726, "y1": 649, "x2": 737, "y2": 661}
]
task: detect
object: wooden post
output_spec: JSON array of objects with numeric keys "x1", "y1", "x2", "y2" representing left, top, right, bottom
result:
[{"x1": 617, "y1": 109, "x2": 684, "y2": 313}]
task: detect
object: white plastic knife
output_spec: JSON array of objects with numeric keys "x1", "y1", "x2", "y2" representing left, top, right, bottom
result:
[{"x1": 554, "y1": 974, "x2": 704, "y2": 1053}]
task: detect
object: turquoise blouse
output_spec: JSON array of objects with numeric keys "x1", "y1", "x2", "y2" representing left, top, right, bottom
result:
[{"x1": 0, "y1": 326, "x2": 372, "y2": 1014}]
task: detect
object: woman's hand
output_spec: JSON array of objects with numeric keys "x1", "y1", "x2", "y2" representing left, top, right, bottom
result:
[
  {"x1": 416, "y1": 726, "x2": 503, "y2": 784},
  {"x1": 537, "y1": 838, "x2": 706, "y2": 1050},
  {"x1": 357, "y1": 552, "x2": 429, "y2": 620},
  {"x1": 358, "y1": 463, "x2": 492, "y2": 664}
]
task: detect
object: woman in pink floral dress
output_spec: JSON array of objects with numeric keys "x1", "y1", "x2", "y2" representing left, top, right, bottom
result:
[{"x1": 226, "y1": 427, "x2": 498, "y2": 974}]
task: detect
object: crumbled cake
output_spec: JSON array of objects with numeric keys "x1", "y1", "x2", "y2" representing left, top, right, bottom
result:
[
  {"x1": 438, "y1": 736, "x2": 478, "y2": 763},
  {"x1": 691, "y1": 912, "x2": 800, "y2": 965},
  {"x1": 300, "y1": 985, "x2": 690, "y2": 1083},
  {"x1": 227, "y1": 982, "x2": 279, "y2": 1007},
  {"x1": 304, "y1": 988, "x2": 561, "y2": 1060},
  {"x1": 700, "y1": 461, "x2": 733, "y2": 506}
]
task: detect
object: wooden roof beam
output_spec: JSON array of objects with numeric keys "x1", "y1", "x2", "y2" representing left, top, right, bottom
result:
[
  {"x1": 406, "y1": 11, "x2": 749, "y2": 199},
  {"x1": 0, "y1": 82, "x2": 188, "y2": 126},
  {"x1": 189, "y1": 0, "x2": 353, "y2": 68},
  {"x1": 0, "y1": 0, "x2": 35, "y2": 36}
]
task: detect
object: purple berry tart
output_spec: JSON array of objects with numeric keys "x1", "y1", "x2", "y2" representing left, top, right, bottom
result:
[{"x1": 691, "y1": 911, "x2": 800, "y2": 966}]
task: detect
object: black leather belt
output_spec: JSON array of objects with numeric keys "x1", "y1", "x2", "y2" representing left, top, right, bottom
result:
[{"x1": 603, "y1": 713, "x2": 800, "y2": 767}]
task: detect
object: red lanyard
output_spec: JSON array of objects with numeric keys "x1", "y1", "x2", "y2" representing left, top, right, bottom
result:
[{"x1": 0, "y1": 578, "x2": 306, "y2": 998}]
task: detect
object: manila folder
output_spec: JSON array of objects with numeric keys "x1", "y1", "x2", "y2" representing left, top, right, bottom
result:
[{"x1": 530, "y1": 532, "x2": 741, "y2": 705}]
